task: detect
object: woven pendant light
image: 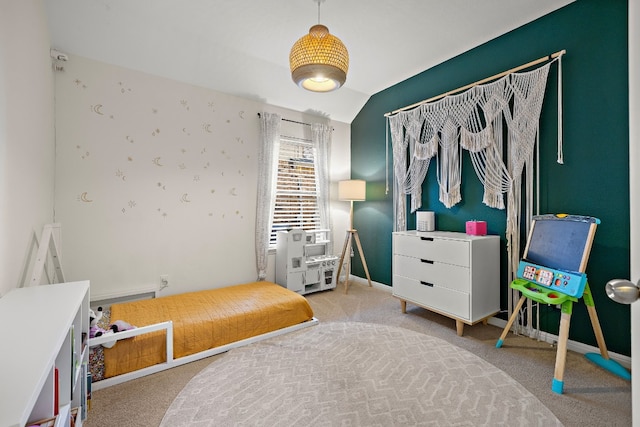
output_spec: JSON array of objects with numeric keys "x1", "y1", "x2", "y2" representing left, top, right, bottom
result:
[{"x1": 289, "y1": 0, "x2": 349, "y2": 92}]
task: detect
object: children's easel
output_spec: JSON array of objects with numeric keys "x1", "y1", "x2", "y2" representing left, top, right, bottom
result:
[{"x1": 495, "y1": 214, "x2": 630, "y2": 394}]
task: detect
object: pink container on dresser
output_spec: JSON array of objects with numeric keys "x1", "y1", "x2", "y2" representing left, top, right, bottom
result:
[{"x1": 465, "y1": 220, "x2": 487, "y2": 236}]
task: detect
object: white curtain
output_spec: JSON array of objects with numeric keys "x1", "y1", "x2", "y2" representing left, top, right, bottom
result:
[
  {"x1": 312, "y1": 123, "x2": 333, "y2": 253},
  {"x1": 255, "y1": 112, "x2": 281, "y2": 280}
]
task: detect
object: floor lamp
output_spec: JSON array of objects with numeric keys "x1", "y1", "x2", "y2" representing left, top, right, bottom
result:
[{"x1": 337, "y1": 179, "x2": 372, "y2": 293}]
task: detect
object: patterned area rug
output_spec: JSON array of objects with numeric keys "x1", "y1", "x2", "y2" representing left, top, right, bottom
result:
[{"x1": 161, "y1": 322, "x2": 562, "y2": 426}]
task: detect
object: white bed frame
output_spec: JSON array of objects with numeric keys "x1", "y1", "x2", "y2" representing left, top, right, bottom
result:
[
  {"x1": 31, "y1": 223, "x2": 319, "y2": 391},
  {"x1": 88, "y1": 316, "x2": 319, "y2": 390}
]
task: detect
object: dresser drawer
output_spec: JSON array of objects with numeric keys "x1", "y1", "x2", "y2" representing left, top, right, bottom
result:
[
  {"x1": 393, "y1": 275, "x2": 470, "y2": 320},
  {"x1": 394, "y1": 254, "x2": 470, "y2": 293},
  {"x1": 393, "y1": 233, "x2": 469, "y2": 267}
]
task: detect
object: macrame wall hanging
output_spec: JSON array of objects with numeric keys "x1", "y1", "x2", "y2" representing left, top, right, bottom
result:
[{"x1": 385, "y1": 50, "x2": 565, "y2": 319}]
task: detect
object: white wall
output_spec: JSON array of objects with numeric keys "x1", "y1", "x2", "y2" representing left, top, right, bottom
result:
[
  {"x1": 53, "y1": 55, "x2": 351, "y2": 299},
  {"x1": 0, "y1": 0, "x2": 56, "y2": 296}
]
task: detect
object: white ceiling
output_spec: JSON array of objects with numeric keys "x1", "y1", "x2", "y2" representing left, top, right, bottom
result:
[{"x1": 44, "y1": 0, "x2": 574, "y2": 123}]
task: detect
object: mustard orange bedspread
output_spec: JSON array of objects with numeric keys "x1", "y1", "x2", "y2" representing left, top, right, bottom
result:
[{"x1": 104, "y1": 281, "x2": 314, "y2": 378}]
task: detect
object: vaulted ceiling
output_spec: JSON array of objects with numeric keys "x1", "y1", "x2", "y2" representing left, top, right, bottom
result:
[{"x1": 45, "y1": 0, "x2": 574, "y2": 123}]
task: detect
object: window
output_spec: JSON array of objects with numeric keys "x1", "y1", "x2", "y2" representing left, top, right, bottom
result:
[{"x1": 270, "y1": 138, "x2": 320, "y2": 246}]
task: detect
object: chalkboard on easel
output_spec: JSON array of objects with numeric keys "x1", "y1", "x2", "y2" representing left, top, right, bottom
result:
[{"x1": 522, "y1": 214, "x2": 599, "y2": 273}]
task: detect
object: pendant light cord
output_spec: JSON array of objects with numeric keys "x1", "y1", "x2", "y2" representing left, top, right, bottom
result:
[{"x1": 315, "y1": 0, "x2": 325, "y2": 24}]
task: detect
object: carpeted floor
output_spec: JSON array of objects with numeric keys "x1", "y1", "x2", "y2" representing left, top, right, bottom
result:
[
  {"x1": 160, "y1": 322, "x2": 563, "y2": 426},
  {"x1": 85, "y1": 280, "x2": 632, "y2": 426}
]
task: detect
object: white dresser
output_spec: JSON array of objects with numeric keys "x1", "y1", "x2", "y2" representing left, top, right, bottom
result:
[{"x1": 392, "y1": 231, "x2": 500, "y2": 336}]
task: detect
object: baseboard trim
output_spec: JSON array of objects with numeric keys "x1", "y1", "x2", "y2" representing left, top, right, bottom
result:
[
  {"x1": 346, "y1": 275, "x2": 391, "y2": 292},
  {"x1": 349, "y1": 276, "x2": 631, "y2": 369},
  {"x1": 487, "y1": 317, "x2": 632, "y2": 369}
]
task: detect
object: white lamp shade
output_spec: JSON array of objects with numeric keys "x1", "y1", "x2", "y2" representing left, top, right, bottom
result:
[{"x1": 338, "y1": 180, "x2": 366, "y2": 201}]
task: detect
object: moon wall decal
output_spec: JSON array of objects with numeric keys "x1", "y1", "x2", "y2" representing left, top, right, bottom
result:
[{"x1": 78, "y1": 192, "x2": 93, "y2": 202}]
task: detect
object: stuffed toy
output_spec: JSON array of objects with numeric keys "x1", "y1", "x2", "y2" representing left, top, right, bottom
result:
[
  {"x1": 109, "y1": 319, "x2": 134, "y2": 333},
  {"x1": 89, "y1": 307, "x2": 137, "y2": 349},
  {"x1": 89, "y1": 307, "x2": 116, "y2": 348}
]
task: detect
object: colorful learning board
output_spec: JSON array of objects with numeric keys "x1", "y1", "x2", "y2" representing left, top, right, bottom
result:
[{"x1": 515, "y1": 214, "x2": 597, "y2": 299}]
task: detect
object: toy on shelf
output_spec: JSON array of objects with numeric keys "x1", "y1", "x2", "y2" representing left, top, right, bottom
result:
[{"x1": 495, "y1": 214, "x2": 631, "y2": 394}]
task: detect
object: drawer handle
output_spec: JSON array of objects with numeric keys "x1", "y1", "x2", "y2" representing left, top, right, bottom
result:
[
  {"x1": 420, "y1": 259, "x2": 434, "y2": 264},
  {"x1": 420, "y1": 237, "x2": 434, "y2": 241},
  {"x1": 420, "y1": 281, "x2": 434, "y2": 287}
]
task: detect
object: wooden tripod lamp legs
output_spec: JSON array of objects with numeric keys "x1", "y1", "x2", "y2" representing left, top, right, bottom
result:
[{"x1": 337, "y1": 229, "x2": 373, "y2": 294}]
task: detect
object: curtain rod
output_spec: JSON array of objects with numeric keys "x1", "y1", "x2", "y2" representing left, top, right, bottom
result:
[
  {"x1": 257, "y1": 112, "x2": 310, "y2": 127},
  {"x1": 384, "y1": 49, "x2": 566, "y2": 117},
  {"x1": 257, "y1": 113, "x2": 334, "y2": 131}
]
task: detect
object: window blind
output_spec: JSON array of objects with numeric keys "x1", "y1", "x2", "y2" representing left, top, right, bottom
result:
[{"x1": 271, "y1": 139, "x2": 320, "y2": 245}]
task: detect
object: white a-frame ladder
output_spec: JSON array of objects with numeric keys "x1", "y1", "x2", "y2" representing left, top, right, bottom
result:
[{"x1": 29, "y1": 223, "x2": 65, "y2": 286}]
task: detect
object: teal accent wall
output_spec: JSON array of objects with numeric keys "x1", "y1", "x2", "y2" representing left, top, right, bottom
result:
[{"x1": 350, "y1": 0, "x2": 630, "y2": 355}]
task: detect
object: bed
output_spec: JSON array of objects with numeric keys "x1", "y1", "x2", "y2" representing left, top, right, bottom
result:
[{"x1": 88, "y1": 281, "x2": 317, "y2": 389}]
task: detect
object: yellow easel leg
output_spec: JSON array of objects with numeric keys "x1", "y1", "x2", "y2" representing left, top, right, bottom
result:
[
  {"x1": 582, "y1": 282, "x2": 631, "y2": 380},
  {"x1": 496, "y1": 295, "x2": 527, "y2": 348},
  {"x1": 552, "y1": 300, "x2": 573, "y2": 394},
  {"x1": 582, "y1": 283, "x2": 609, "y2": 358}
]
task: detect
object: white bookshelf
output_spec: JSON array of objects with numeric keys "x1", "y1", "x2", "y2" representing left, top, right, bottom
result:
[{"x1": 0, "y1": 281, "x2": 89, "y2": 427}]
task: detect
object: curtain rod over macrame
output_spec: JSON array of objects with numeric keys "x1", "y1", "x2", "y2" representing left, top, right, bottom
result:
[{"x1": 384, "y1": 49, "x2": 566, "y2": 117}]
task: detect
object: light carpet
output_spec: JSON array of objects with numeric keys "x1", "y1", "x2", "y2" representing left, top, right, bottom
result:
[{"x1": 160, "y1": 322, "x2": 562, "y2": 426}]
